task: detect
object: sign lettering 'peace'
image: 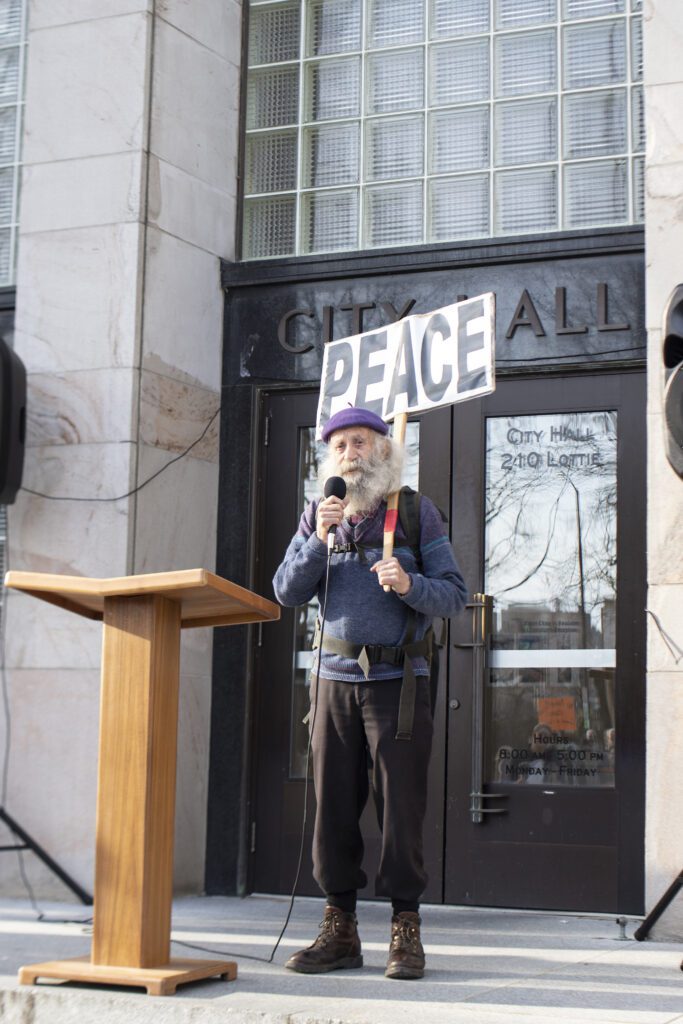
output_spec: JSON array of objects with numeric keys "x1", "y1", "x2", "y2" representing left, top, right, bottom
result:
[{"x1": 316, "y1": 294, "x2": 496, "y2": 437}]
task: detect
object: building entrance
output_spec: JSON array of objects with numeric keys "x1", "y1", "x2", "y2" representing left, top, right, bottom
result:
[{"x1": 249, "y1": 370, "x2": 645, "y2": 912}]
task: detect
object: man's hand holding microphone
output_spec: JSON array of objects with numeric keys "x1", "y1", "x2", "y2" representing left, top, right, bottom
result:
[
  {"x1": 316, "y1": 476, "x2": 348, "y2": 547},
  {"x1": 318, "y1": 476, "x2": 411, "y2": 595}
]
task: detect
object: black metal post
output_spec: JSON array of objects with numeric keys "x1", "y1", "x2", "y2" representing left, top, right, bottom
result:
[
  {"x1": 0, "y1": 806, "x2": 92, "y2": 905},
  {"x1": 633, "y1": 870, "x2": 683, "y2": 941}
]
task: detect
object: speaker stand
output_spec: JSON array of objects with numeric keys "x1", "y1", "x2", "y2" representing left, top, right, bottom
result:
[{"x1": 0, "y1": 806, "x2": 92, "y2": 905}]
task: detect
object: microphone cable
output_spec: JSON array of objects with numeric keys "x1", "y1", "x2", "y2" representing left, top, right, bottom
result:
[{"x1": 172, "y1": 542, "x2": 334, "y2": 965}]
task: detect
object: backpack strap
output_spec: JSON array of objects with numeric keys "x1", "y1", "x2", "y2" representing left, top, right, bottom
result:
[
  {"x1": 397, "y1": 486, "x2": 422, "y2": 570},
  {"x1": 312, "y1": 615, "x2": 432, "y2": 742}
]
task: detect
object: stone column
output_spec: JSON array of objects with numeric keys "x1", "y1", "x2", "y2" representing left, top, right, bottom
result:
[
  {"x1": 643, "y1": 0, "x2": 683, "y2": 936},
  {"x1": 1, "y1": 0, "x2": 241, "y2": 897}
]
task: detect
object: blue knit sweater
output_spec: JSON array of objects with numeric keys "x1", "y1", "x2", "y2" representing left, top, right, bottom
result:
[{"x1": 273, "y1": 495, "x2": 468, "y2": 682}]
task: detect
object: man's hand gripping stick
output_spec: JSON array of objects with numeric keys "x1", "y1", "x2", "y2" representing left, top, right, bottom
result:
[{"x1": 382, "y1": 412, "x2": 408, "y2": 593}]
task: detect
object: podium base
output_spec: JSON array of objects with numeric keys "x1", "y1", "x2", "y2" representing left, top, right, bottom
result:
[{"x1": 18, "y1": 955, "x2": 237, "y2": 996}]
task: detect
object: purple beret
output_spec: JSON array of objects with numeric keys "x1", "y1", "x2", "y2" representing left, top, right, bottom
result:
[{"x1": 321, "y1": 406, "x2": 389, "y2": 443}]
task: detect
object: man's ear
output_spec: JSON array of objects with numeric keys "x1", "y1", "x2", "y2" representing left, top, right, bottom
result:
[{"x1": 378, "y1": 435, "x2": 392, "y2": 458}]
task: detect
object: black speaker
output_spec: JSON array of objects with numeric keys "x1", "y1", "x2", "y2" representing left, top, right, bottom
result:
[
  {"x1": 0, "y1": 335, "x2": 26, "y2": 503},
  {"x1": 663, "y1": 285, "x2": 683, "y2": 479}
]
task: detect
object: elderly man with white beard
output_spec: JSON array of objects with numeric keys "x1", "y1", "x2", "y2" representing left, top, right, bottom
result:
[{"x1": 273, "y1": 407, "x2": 467, "y2": 980}]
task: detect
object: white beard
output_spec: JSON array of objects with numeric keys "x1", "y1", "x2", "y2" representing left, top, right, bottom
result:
[{"x1": 318, "y1": 436, "x2": 404, "y2": 517}]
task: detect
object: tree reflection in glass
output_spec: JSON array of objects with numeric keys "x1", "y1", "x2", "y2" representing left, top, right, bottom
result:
[{"x1": 484, "y1": 411, "x2": 617, "y2": 788}]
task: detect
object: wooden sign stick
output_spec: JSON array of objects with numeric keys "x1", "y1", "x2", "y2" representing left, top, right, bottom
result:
[{"x1": 382, "y1": 411, "x2": 408, "y2": 592}]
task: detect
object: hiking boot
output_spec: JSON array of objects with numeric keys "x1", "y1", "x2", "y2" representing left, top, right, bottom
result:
[
  {"x1": 285, "y1": 905, "x2": 363, "y2": 974},
  {"x1": 385, "y1": 911, "x2": 425, "y2": 980}
]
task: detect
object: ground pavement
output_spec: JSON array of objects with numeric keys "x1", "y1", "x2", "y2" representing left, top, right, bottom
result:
[{"x1": 0, "y1": 894, "x2": 681, "y2": 1023}]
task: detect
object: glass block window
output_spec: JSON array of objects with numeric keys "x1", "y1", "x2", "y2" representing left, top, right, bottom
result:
[
  {"x1": 367, "y1": 49, "x2": 424, "y2": 113},
  {"x1": 495, "y1": 98, "x2": 557, "y2": 165},
  {"x1": 432, "y1": 0, "x2": 489, "y2": 38},
  {"x1": 246, "y1": 131, "x2": 298, "y2": 193},
  {"x1": 307, "y1": 0, "x2": 361, "y2": 54},
  {"x1": 430, "y1": 107, "x2": 490, "y2": 173},
  {"x1": 367, "y1": 0, "x2": 424, "y2": 49},
  {"x1": 563, "y1": 89, "x2": 627, "y2": 159},
  {"x1": 243, "y1": 0, "x2": 643, "y2": 258},
  {"x1": 431, "y1": 39, "x2": 490, "y2": 106},
  {"x1": 365, "y1": 181, "x2": 423, "y2": 247},
  {"x1": 302, "y1": 188, "x2": 358, "y2": 252},
  {"x1": 248, "y1": 2, "x2": 300, "y2": 64},
  {"x1": 0, "y1": 0, "x2": 26, "y2": 285},
  {"x1": 429, "y1": 174, "x2": 490, "y2": 239},
  {"x1": 564, "y1": 158, "x2": 628, "y2": 225},
  {"x1": 305, "y1": 57, "x2": 360, "y2": 120},
  {"x1": 366, "y1": 116, "x2": 424, "y2": 181},
  {"x1": 496, "y1": 166, "x2": 559, "y2": 232},
  {"x1": 303, "y1": 122, "x2": 359, "y2": 187}
]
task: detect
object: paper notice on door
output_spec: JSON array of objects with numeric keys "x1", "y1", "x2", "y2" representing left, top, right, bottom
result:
[{"x1": 536, "y1": 696, "x2": 577, "y2": 733}]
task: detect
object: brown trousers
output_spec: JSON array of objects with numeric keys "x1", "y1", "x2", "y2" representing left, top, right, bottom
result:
[{"x1": 309, "y1": 675, "x2": 433, "y2": 902}]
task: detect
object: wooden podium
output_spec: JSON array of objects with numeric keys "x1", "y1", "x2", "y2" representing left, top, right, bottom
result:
[{"x1": 4, "y1": 568, "x2": 280, "y2": 996}]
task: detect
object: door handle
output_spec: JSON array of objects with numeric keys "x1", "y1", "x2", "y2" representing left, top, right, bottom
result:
[
  {"x1": 453, "y1": 600, "x2": 488, "y2": 648},
  {"x1": 460, "y1": 593, "x2": 508, "y2": 824}
]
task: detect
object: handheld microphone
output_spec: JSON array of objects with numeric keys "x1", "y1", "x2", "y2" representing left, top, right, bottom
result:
[{"x1": 323, "y1": 476, "x2": 347, "y2": 551}]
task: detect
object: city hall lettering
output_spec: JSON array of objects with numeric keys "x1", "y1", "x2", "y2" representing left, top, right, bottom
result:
[
  {"x1": 507, "y1": 425, "x2": 595, "y2": 444},
  {"x1": 502, "y1": 423, "x2": 603, "y2": 471},
  {"x1": 277, "y1": 282, "x2": 630, "y2": 354}
]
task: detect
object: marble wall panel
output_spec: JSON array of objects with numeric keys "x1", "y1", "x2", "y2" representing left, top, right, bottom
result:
[
  {"x1": 5, "y1": 590, "x2": 102, "y2": 671},
  {"x1": 131, "y1": 441, "x2": 218, "y2": 576},
  {"x1": 139, "y1": 370, "x2": 219, "y2": 460},
  {"x1": 23, "y1": 14, "x2": 150, "y2": 164},
  {"x1": 10, "y1": 443, "x2": 133, "y2": 576},
  {"x1": 19, "y1": 439, "x2": 135, "y2": 505},
  {"x1": 173, "y1": 672, "x2": 212, "y2": 891},
  {"x1": 157, "y1": 0, "x2": 241, "y2": 63},
  {"x1": 26, "y1": 368, "x2": 137, "y2": 448},
  {"x1": 20, "y1": 153, "x2": 144, "y2": 235},
  {"x1": 29, "y1": 0, "x2": 151, "y2": 30},
  {"x1": 14, "y1": 222, "x2": 143, "y2": 373},
  {"x1": 1, "y1": 668, "x2": 100, "y2": 896},
  {"x1": 142, "y1": 226, "x2": 224, "y2": 389},
  {"x1": 150, "y1": 17, "x2": 239, "y2": 191},
  {"x1": 645, "y1": 84, "x2": 683, "y2": 167},
  {"x1": 642, "y1": 0, "x2": 683, "y2": 88},
  {"x1": 645, "y1": 669, "x2": 683, "y2": 938},
  {"x1": 644, "y1": 163, "x2": 683, "y2": 332},
  {"x1": 148, "y1": 155, "x2": 234, "y2": 258},
  {"x1": 646, "y1": 583, "x2": 683, "y2": 672},
  {"x1": 179, "y1": 628, "x2": 213, "y2": 684},
  {"x1": 647, "y1": 408, "x2": 683, "y2": 589}
]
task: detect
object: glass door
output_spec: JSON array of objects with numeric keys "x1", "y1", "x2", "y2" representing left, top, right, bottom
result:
[{"x1": 446, "y1": 372, "x2": 645, "y2": 913}]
